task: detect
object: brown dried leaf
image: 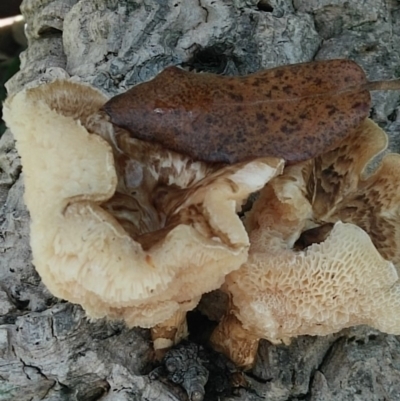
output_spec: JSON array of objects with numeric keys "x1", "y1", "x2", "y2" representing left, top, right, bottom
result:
[{"x1": 104, "y1": 59, "x2": 377, "y2": 164}]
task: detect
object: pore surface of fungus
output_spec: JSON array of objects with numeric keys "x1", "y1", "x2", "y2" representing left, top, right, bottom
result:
[
  {"x1": 211, "y1": 119, "x2": 400, "y2": 368},
  {"x1": 3, "y1": 80, "x2": 284, "y2": 333}
]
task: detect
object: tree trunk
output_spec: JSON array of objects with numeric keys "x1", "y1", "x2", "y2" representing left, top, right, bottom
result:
[{"x1": 1, "y1": 0, "x2": 400, "y2": 400}]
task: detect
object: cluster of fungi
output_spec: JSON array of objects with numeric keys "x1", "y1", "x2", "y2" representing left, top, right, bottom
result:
[{"x1": 4, "y1": 59, "x2": 400, "y2": 380}]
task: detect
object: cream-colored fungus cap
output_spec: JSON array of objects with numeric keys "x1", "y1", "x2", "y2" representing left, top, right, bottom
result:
[
  {"x1": 211, "y1": 119, "x2": 400, "y2": 368},
  {"x1": 228, "y1": 221, "x2": 400, "y2": 343},
  {"x1": 3, "y1": 81, "x2": 284, "y2": 335}
]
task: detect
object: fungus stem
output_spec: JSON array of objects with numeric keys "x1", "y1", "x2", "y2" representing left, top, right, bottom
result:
[
  {"x1": 210, "y1": 313, "x2": 260, "y2": 370},
  {"x1": 151, "y1": 310, "x2": 188, "y2": 360}
]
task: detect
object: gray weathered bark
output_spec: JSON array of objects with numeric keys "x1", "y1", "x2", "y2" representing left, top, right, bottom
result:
[{"x1": 1, "y1": 0, "x2": 400, "y2": 400}]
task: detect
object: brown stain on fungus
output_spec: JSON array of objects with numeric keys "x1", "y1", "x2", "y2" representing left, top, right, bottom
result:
[{"x1": 103, "y1": 59, "x2": 400, "y2": 164}]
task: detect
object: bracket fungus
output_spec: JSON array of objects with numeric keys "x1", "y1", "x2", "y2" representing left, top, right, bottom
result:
[
  {"x1": 210, "y1": 119, "x2": 400, "y2": 368},
  {"x1": 4, "y1": 58, "x2": 400, "y2": 382},
  {"x1": 3, "y1": 80, "x2": 284, "y2": 356}
]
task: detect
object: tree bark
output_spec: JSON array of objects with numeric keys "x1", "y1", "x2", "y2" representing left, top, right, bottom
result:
[{"x1": 1, "y1": 0, "x2": 400, "y2": 400}]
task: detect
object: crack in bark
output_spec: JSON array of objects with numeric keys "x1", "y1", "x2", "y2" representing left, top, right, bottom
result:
[
  {"x1": 198, "y1": 0, "x2": 209, "y2": 23},
  {"x1": 294, "y1": 336, "x2": 345, "y2": 401},
  {"x1": 40, "y1": 381, "x2": 57, "y2": 401},
  {"x1": 19, "y1": 357, "x2": 49, "y2": 381}
]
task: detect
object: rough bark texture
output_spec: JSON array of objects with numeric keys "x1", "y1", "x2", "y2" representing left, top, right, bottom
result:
[{"x1": 1, "y1": 0, "x2": 400, "y2": 400}]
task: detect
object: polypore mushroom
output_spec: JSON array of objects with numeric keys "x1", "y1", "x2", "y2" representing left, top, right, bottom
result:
[
  {"x1": 103, "y1": 59, "x2": 400, "y2": 164},
  {"x1": 210, "y1": 119, "x2": 400, "y2": 368},
  {"x1": 305, "y1": 120, "x2": 400, "y2": 271},
  {"x1": 3, "y1": 80, "x2": 284, "y2": 356}
]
